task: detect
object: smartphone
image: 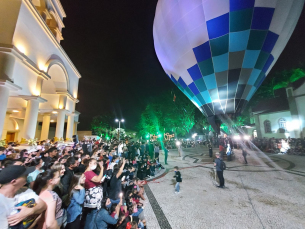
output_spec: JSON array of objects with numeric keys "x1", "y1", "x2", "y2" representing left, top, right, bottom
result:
[{"x1": 121, "y1": 176, "x2": 125, "y2": 181}]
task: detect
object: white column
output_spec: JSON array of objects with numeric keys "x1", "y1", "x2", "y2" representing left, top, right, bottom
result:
[
  {"x1": 66, "y1": 114, "x2": 74, "y2": 139},
  {"x1": 40, "y1": 113, "x2": 51, "y2": 140},
  {"x1": 0, "y1": 86, "x2": 10, "y2": 139},
  {"x1": 21, "y1": 99, "x2": 40, "y2": 140},
  {"x1": 55, "y1": 110, "x2": 66, "y2": 138},
  {"x1": 73, "y1": 122, "x2": 78, "y2": 135}
]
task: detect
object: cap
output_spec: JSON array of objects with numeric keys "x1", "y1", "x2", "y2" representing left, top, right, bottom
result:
[{"x1": 0, "y1": 165, "x2": 35, "y2": 184}]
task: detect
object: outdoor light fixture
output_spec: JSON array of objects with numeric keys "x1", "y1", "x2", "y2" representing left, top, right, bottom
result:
[
  {"x1": 16, "y1": 44, "x2": 26, "y2": 54},
  {"x1": 52, "y1": 111, "x2": 58, "y2": 114},
  {"x1": 176, "y1": 141, "x2": 181, "y2": 146},
  {"x1": 243, "y1": 135, "x2": 250, "y2": 140},
  {"x1": 50, "y1": 120, "x2": 54, "y2": 122},
  {"x1": 233, "y1": 135, "x2": 241, "y2": 140},
  {"x1": 12, "y1": 110, "x2": 19, "y2": 113},
  {"x1": 115, "y1": 118, "x2": 125, "y2": 141},
  {"x1": 192, "y1": 133, "x2": 197, "y2": 138}
]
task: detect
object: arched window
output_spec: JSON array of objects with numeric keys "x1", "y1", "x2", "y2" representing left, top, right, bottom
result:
[
  {"x1": 264, "y1": 120, "x2": 271, "y2": 133},
  {"x1": 278, "y1": 118, "x2": 286, "y2": 133}
]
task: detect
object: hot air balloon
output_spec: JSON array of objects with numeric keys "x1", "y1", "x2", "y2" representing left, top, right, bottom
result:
[{"x1": 153, "y1": 0, "x2": 304, "y2": 133}]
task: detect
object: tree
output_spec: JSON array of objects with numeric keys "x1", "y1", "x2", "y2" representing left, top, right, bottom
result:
[
  {"x1": 91, "y1": 114, "x2": 115, "y2": 137},
  {"x1": 137, "y1": 89, "x2": 196, "y2": 138}
]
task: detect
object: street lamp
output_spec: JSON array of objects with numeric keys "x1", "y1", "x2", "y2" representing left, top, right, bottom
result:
[{"x1": 115, "y1": 119, "x2": 125, "y2": 141}]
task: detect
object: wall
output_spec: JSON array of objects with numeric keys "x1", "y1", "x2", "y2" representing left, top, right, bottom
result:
[
  {"x1": 294, "y1": 84, "x2": 305, "y2": 138},
  {"x1": 258, "y1": 111, "x2": 296, "y2": 138},
  {"x1": 13, "y1": 2, "x2": 80, "y2": 96}
]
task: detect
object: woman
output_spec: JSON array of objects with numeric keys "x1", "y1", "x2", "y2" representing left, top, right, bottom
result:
[
  {"x1": 51, "y1": 163, "x2": 66, "y2": 177},
  {"x1": 66, "y1": 173, "x2": 86, "y2": 229},
  {"x1": 85, "y1": 197, "x2": 120, "y2": 229},
  {"x1": 80, "y1": 158, "x2": 104, "y2": 228},
  {"x1": 33, "y1": 169, "x2": 65, "y2": 229},
  {"x1": 84, "y1": 158, "x2": 104, "y2": 209},
  {"x1": 27, "y1": 158, "x2": 44, "y2": 188},
  {"x1": 51, "y1": 163, "x2": 66, "y2": 197}
]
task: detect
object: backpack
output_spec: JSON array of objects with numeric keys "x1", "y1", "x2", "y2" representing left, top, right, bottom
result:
[{"x1": 220, "y1": 160, "x2": 226, "y2": 170}]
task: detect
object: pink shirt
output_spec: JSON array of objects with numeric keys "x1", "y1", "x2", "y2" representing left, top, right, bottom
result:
[{"x1": 84, "y1": 171, "x2": 101, "y2": 189}]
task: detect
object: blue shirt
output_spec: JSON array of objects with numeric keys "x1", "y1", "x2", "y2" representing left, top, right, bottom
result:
[
  {"x1": 67, "y1": 188, "x2": 85, "y2": 223},
  {"x1": 27, "y1": 169, "x2": 44, "y2": 184}
]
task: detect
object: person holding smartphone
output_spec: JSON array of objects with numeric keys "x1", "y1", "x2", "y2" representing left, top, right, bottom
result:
[{"x1": 108, "y1": 158, "x2": 126, "y2": 205}]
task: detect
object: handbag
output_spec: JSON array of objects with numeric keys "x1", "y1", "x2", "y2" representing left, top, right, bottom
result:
[{"x1": 84, "y1": 186, "x2": 103, "y2": 209}]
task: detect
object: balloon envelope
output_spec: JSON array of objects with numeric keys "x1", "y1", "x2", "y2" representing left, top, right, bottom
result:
[{"x1": 153, "y1": 0, "x2": 304, "y2": 120}]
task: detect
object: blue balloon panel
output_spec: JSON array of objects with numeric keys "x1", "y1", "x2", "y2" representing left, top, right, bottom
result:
[{"x1": 153, "y1": 0, "x2": 304, "y2": 118}]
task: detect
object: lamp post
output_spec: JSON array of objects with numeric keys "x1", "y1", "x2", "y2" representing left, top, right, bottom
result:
[{"x1": 115, "y1": 119, "x2": 124, "y2": 141}]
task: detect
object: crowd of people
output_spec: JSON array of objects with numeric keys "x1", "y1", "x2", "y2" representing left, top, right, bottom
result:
[{"x1": 0, "y1": 138, "x2": 167, "y2": 229}]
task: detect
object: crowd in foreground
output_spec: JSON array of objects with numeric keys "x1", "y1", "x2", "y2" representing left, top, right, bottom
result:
[{"x1": 0, "y1": 139, "x2": 166, "y2": 229}]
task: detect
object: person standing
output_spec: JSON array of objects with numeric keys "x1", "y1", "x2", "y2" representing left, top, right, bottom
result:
[
  {"x1": 214, "y1": 152, "x2": 225, "y2": 188},
  {"x1": 61, "y1": 157, "x2": 79, "y2": 195},
  {"x1": 226, "y1": 144, "x2": 232, "y2": 161},
  {"x1": 164, "y1": 147, "x2": 169, "y2": 165},
  {"x1": 154, "y1": 144, "x2": 160, "y2": 162},
  {"x1": 242, "y1": 147, "x2": 248, "y2": 164},
  {"x1": 173, "y1": 166, "x2": 182, "y2": 193},
  {"x1": 219, "y1": 144, "x2": 224, "y2": 159},
  {"x1": 208, "y1": 143, "x2": 213, "y2": 157}
]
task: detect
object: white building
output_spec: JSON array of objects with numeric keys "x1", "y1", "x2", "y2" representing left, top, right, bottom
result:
[
  {"x1": 252, "y1": 78, "x2": 305, "y2": 139},
  {"x1": 0, "y1": 0, "x2": 81, "y2": 142}
]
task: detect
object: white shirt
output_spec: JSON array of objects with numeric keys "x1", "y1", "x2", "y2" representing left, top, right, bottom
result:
[{"x1": 0, "y1": 189, "x2": 39, "y2": 229}]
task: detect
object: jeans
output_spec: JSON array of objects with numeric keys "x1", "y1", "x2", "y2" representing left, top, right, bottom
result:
[
  {"x1": 217, "y1": 171, "x2": 225, "y2": 187},
  {"x1": 131, "y1": 207, "x2": 143, "y2": 217},
  {"x1": 138, "y1": 221, "x2": 144, "y2": 229},
  {"x1": 175, "y1": 182, "x2": 180, "y2": 192}
]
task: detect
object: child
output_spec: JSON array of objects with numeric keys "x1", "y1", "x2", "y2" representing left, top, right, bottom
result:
[
  {"x1": 173, "y1": 166, "x2": 182, "y2": 193},
  {"x1": 66, "y1": 173, "x2": 86, "y2": 229}
]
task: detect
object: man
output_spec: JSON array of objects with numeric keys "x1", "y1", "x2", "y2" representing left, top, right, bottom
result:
[
  {"x1": 61, "y1": 157, "x2": 79, "y2": 195},
  {"x1": 75, "y1": 154, "x2": 90, "y2": 173},
  {"x1": 43, "y1": 147, "x2": 58, "y2": 165},
  {"x1": 241, "y1": 146, "x2": 248, "y2": 164},
  {"x1": 0, "y1": 165, "x2": 47, "y2": 229},
  {"x1": 208, "y1": 143, "x2": 213, "y2": 158},
  {"x1": 164, "y1": 146, "x2": 168, "y2": 165},
  {"x1": 140, "y1": 142, "x2": 145, "y2": 157},
  {"x1": 214, "y1": 152, "x2": 225, "y2": 188},
  {"x1": 154, "y1": 144, "x2": 160, "y2": 162}
]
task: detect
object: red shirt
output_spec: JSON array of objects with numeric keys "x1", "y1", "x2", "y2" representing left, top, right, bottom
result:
[{"x1": 84, "y1": 171, "x2": 101, "y2": 189}]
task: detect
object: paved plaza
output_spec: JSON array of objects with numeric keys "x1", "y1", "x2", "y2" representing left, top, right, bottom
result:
[{"x1": 142, "y1": 146, "x2": 305, "y2": 229}]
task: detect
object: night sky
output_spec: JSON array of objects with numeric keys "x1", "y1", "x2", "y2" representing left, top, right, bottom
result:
[{"x1": 60, "y1": 0, "x2": 305, "y2": 131}]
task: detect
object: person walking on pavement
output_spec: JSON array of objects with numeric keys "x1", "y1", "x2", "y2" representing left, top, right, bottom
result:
[
  {"x1": 241, "y1": 146, "x2": 248, "y2": 164},
  {"x1": 214, "y1": 152, "x2": 225, "y2": 188},
  {"x1": 173, "y1": 166, "x2": 182, "y2": 193}
]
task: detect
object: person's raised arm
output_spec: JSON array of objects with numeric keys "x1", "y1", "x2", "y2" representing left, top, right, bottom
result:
[
  {"x1": 116, "y1": 158, "x2": 126, "y2": 178},
  {"x1": 91, "y1": 161, "x2": 104, "y2": 183},
  {"x1": 7, "y1": 198, "x2": 47, "y2": 226}
]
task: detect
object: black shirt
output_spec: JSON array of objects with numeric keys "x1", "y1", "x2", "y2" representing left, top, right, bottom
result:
[
  {"x1": 108, "y1": 174, "x2": 121, "y2": 200},
  {"x1": 75, "y1": 164, "x2": 86, "y2": 173}
]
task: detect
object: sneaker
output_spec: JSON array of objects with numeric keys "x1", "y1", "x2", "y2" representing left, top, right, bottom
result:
[
  {"x1": 216, "y1": 185, "x2": 224, "y2": 188},
  {"x1": 175, "y1": 191, "x2": 179, "y2": 194}
]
